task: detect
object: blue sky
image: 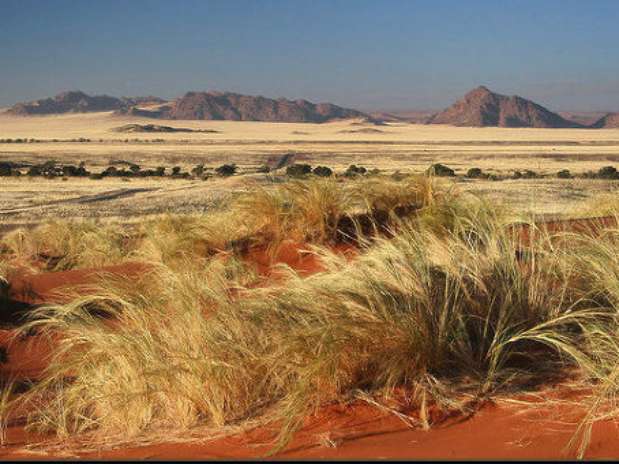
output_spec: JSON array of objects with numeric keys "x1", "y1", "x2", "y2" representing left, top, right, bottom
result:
[{"x1": 1, "y1": 0, "x2": 618, "y2": 111}]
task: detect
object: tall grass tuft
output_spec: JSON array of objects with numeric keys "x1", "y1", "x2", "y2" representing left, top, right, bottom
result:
[
  {"x1": 5, "y1": 196, "x2": 618, "y2": 455},
  {"x1": 1, "y1": 220, "x2": 130, "y2": 272}
]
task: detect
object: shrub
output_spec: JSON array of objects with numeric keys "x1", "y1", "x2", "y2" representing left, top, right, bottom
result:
[
  {"x1": 215, "y1": 164, "x2": 238, "y2": 177},
  {"x1": 102, "y1": 166, "x2": 119, "y2": 177},
  {"x1": 344, "y1": 164, "x2": 367, "y2": 177},
  {"x1": 597, "y1": 166, "x2": 618, "y2": 180},
  {"x1": 191, "y1": 164, "x2": 205, "y2": 177},
  {"x1": 0, "y1": 163, "x2": 12, "y2": 177},
  {"x1": 286, "y1": 164, "x2": 312, "y2": 178},
  {"x1": 426, "y1": 163, "x2": 455, "y2": 177},
  {"x1": 171, "y1": 166, "x2": 182, "y2": 176},
  {"x1": 557, "y1": 169, "x2": 572, "y2": 179},
  {"x1": 466, "y1": 167, "x2": 483, "y2": 178},
  {"x1": 522, "y1": 169, "x2": 538, "y2": 179},
  {"x1": 312, "y1": 166, "x2": 333, "y2": 177},
  {"x1": 61, "y1": 164, "x2": 90, "y2": 177},
  {"x1": 512, "y1": 171, "x2": 523, "y2": 179}
]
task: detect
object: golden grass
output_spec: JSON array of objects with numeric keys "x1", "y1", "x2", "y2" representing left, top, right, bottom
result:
[
  {"x1": 2, "y1": 177, "x2": 619, "y2": 458},
  {"x1": 0, "y1": 176, "x2": 455, "y2": 272}
]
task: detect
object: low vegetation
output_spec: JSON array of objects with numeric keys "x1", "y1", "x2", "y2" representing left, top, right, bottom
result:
[{"x1": 0, "y1": 175, "x2": 619, "y2": 459}]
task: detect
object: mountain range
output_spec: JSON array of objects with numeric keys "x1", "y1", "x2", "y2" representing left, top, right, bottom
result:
[
  {"x1": 7, "y1": 90, "x2": 368, "y2": 123},
  {"x1": 4, "y1": 87, "x2": 619, "y2": 128}
]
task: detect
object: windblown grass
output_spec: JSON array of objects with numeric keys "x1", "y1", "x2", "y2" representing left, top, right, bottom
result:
[
  {"x1": 3, "y1": 191, "x2": 619, "y2": 456},
  {"x1": 0, "y1": 220, "x2": 130, "y2": 272},
  {"x1": 0, "y1": 176, "x2": 455, "y2": 272}
]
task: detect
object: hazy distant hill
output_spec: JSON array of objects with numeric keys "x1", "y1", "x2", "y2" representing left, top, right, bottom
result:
[
  {"x1": 590, "y1": 113, "x2": 619, "y2": 128},
  {"x1": 558, "y1": 111, "x2": 609, "y2": 127},
  {"x1": 427, "y1": 86, "x2": 582, "y2": 128},
  {"x1": 118, "y1": 91, "x2": 369, "y2": 123},
  {"x1": 369, "y1": 110, "x2": 436, "y2": 124},
  {"x1": 7, "y1": 91, "x2": 165, "y2": 115}
]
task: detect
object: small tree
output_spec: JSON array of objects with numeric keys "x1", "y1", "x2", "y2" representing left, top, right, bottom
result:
[
  {"x1": 557, "y1": 169, "x2": 572, "y2": 179},
  {"x1": 191, "y1": 164, "x2": 205, "y2": 177},
  {"x1": 313, "y1": 166, "x2": 333, "y2": 177},
  {"x1": 216, "y1": 164, "x2": 237, "y2": 177},
  {"x1": 102, "y1": 166, "x2": 118, "y2": 177},
  {"x1": 286, "y1": 164, "x2": 312, "y2": 178},
  {"x1": 597, "y1": 166, "x2": 618, "y2": 179},
  {"x1": 426, "y1": 163, "x2": 455, "y2": 177},
  {"x1": 172, "y1": 166, "x2": 182, "y2": 176},
  {"x1": 0, "y1": 163, "x2": 12, "y2": 177},
  {"x1": 27, "y1": 166, "x2": 42, "y2": 177},
  {"x1": 466, "y1": 167, "x2": 483, "y2": 178},
  {"x1": 344, "y1": 165, "x2": 367, "y2": 177}
]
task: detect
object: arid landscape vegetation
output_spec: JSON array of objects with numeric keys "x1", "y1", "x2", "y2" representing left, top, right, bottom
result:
[
  {"x1": 2, "y1": 0, "x2": 619, "y2": 458},
  {"x1": 1, "y1": 90, "x2": 619, "y2": 459}
]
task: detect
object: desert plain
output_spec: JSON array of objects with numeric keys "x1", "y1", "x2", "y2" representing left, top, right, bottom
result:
[
  {"x1": 1, "y1": 111, "x2": 619, "y2": 225},
  {"x1": 1, "y1": 111, "x2": 619, "y2": 460}
]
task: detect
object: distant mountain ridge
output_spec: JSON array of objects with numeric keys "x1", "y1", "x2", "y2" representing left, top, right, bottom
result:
[
  {"x1": 7, "y1": 90, "x2": 369, "y2": 123},
  {"x1": 7, "y1": 91, "x2": 165, "y2": 115},
  {"x1": 117, "y1": 91, "x2": 369, "y2": 123},
  {"x1": 6, "y1": 88, "x2": 619, "y2": 127},
  {"x1": 427, "y1": 86, "x2": 582, "y2": 128}
]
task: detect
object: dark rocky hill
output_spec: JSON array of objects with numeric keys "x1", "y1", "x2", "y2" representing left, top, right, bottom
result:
[
  {"x1": 427, "y1": 86, "x2": 582, "y2": 128},
  {"x1": 118, "y1": 91, "x2": 368, "y2": 123}
]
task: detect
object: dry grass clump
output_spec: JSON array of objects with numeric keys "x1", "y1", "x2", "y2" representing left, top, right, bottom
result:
[
  {"x1": 575, "y1": 192, "x2": 619, "y2": 218},
  {"x1": 353, "y1": 175, "x2": 447, "y2": 213},
  {"x1": 131, "y1": 211, "x2": 244, "y2": 267},
  {"x1": 0, "y1": 176, "x2": 456, "y2": 274},
  {"x1": 4, "y1": 194, "x2": 618, "y2": 455},
  {"x1": 1, "y1": 220, "x2": 130, "y2": 272},
  {"x1": 550, "y1": 221, "x2": 619, "y2": 457},
  {"x1": 232, "y1": 179, "x2": 355, "y2": 250},
  {"x1": 0, "y1": 260, "x2": 9, "y2": 288}
]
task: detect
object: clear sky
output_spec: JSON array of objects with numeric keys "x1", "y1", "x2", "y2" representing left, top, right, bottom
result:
[{"x1": 1, "y1": 0, "x2": 618, "y2": 111}]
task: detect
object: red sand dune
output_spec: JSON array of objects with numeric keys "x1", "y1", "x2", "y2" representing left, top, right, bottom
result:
[
  {"x1": 7, "y1": 262, "x2": 150, "y2": 306},
  {"x1": 0, "y1": 389, "x2": 618, "y2": 460},
  {"x1": 244, "y1": 240, "x2": 357, "y2": 278},
  {"x1": 0, "y1": 242, "x2": 355, "y2": 380}
]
